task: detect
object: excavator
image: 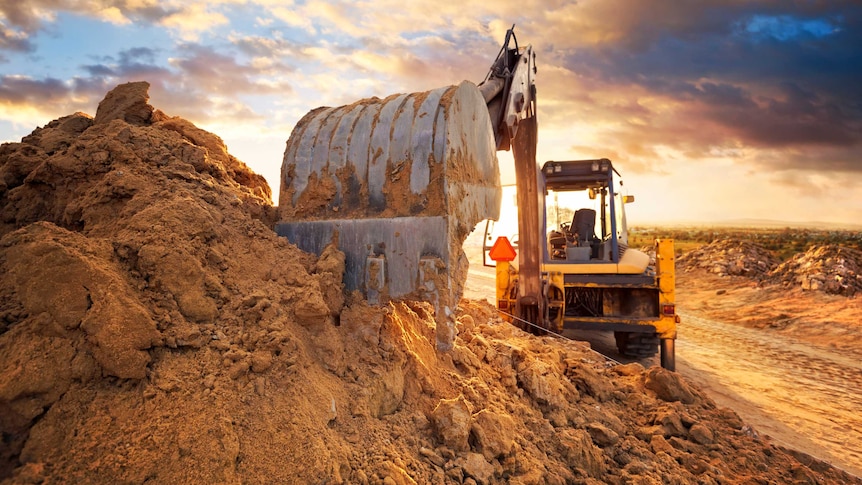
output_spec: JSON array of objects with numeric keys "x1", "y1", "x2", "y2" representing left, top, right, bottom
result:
[
  {"x1": 485, "y1": 159, "x2": 679, "y2": 370},
  {"x1": 275, "y1": 27, "x2": 678, "y2": 370}
]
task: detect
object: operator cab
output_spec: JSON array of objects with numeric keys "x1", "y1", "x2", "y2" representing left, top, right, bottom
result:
[{"x1": 541, "y1": 159, "x2": 648, "y2": 274}]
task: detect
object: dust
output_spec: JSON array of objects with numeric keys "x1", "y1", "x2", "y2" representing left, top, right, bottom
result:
[{"x1": 1, "y1": 82, "x2": 859, "y2": 484}]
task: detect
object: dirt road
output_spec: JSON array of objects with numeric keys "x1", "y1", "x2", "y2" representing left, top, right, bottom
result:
[
  {"x1": 463, "y1": 253, "x2": 862, "y2": 477},
  {"x1": 676, "y1": 312, "x2": 862, "y2": 477}
]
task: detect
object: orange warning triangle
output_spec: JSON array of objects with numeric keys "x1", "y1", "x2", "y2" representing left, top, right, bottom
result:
[{"x1": 488, "y1": 236, "x2": 517, "y2": 262}]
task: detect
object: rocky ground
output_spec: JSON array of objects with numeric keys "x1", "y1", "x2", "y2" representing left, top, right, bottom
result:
[
  {"x1": 1, "y1": 83, "x2": 860, "y2": 484},
  {"x1": 772, "y1": 245, "x2": 862, "y2": 296},
  {"x1": 678, "y1": 238, "x2": 862, "y2": 296},
  {"x1": 677, "y1": 239, "x2": 780, "y2": 280}
]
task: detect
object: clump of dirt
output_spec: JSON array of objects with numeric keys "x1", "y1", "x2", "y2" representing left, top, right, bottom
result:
[
  {"x1": 677, "y1": 239, "x2": 779, "y2": 279},
  {"x1": 1, "y1": 83, "x2": 860, "y2": 484},
  {"x1": 770, "y1": 245, "x2": 862, "y2": 296}
]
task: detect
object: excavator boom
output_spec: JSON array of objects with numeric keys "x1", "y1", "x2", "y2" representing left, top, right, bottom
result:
[{"x1": 477, "y1": 27, "x2": 543, "y2": 327}]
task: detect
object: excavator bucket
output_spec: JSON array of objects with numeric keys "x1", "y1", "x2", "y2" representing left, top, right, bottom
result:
[{"x1": 276, "y1": 81, "x2": 501, "y2": 350}]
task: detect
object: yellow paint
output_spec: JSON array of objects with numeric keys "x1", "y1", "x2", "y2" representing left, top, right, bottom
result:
[
  {"x1": 547, "y1": 271, "x2": 565, "y2": 332},
  {"x1": 542, "y1": 262, "x2": 618, "y2": 274},
  {"x1": 655, "y1": 238, "x2": 677, "y2": 339},
  {"x1": 656, "y1": 239, "x2": 675, "y2": 295},
  {"x1": 494, "y1": 239, "x2": 678, "y2": 341},
  {"x1": 541, "y1": 247, "x2": 650, "y2": 275},
  {"x1": 496, "y1": 261, "x2": 510, "y2": 300},
  {"x1": 495, "y1": 261, "x2": 514, "y2": 322},
  {"x1": 548, "y1": 272, "x2": 564, "y2": 294}
]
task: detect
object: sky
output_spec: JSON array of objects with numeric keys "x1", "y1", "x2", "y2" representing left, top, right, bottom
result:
[{"x1": 1, "y1": 1, "x2": 861, "y2": 226}]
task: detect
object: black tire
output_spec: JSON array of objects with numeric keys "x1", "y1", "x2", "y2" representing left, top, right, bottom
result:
[{"x1": 614, "y1": 332, "x2": 660, "y2": 358}]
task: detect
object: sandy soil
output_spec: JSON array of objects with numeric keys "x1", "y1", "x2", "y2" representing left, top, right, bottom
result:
[
  {"x1": 2, "y1": 82, "x2": 860, "y2": 484},
  {"x1": 677, "y1": 270, "x2": 862, "y2": 477},
  {"x1": 678, "y1": 269, "x2": 862, "y2": 355}
]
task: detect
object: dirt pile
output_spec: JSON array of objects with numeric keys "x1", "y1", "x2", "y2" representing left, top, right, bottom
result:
[
  {"x1": 770, "y1": 245, "x2": 862, "y2": 296},
  {"x1": 678, "y1": 239, "x2": 862, "y2": 297},
  {"x1": 1, "y1": 83, "x2": 859, "y2": 484},
  {"x1": 677, "y1": 239, "x2": 779, "y2": 279}
]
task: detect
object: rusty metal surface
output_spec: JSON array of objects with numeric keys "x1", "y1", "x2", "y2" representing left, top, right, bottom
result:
[
  {"x1": 279, "y1": 82, "x2": 500, "y2": 221},
  {"x1": 512, "y1": 114, "x2": 542, "y2": 325},
  {"x1": 275, "y1": 216, "x2": 449, "y2": 298}
]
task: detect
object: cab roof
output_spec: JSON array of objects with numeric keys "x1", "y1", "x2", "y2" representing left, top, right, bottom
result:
[{"x1": 541, "y1": 158, "x2": 621, "y2": 191}]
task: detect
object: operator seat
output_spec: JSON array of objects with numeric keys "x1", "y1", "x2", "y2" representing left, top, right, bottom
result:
[{"x1": 572, "y1": 209, "x2": 600, "y2": 259}]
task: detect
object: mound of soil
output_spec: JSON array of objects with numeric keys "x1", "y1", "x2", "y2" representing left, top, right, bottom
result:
[
  {"x1": 677, "y1": 239, "x2": 779, "y2": 279},
  {"x1": 1, "y1": 83, "x2": 859, "y2": 484},
  {"x1": 679, "y1": 239, "x2": 861, "y2": 297},
  {"x1": 771, "y1": 245, "x2": 862, "y2": 296}
]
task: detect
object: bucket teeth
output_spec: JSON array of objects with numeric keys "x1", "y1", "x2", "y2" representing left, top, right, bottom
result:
[{"x1": 365, "y1": 255, "x2": 386, "y2": 305}]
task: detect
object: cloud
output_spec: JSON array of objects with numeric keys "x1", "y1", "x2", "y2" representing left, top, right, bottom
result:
[
  {"x1": 771, "y1": 169, "x2": 862, "y2": 209},
  {"x1": 0, "y1": 1, "x2": 227, "y2": 44},
  {"x1": 158, "y1": 3, "x2": 229, "y2": 41},
  {"x1": 0, "y1": 1, "x2": 153, "y2": 32},
  {"x1": 0, "y1": 21, "x2": 33, "y2": 53},
  {"x1": 2, "y1": 0, "x2": 861, "y2": 184},
  {"x1": 81, "y1": 47, "x2": 171, "y2": 81},
  {"x1": 0, "y1": 75, "x2": 69, "y2": 104},
  {"x1": 0, "y1": 35, "x2": 295, "y2": 133},
  {"x1": 168, "y1": 42, "x2": 289, "y2": 95},
  {"x1": 515, "y1": 1, "x2": 862, "y2": 177},
  {"x1": 0, "y1": 1, "x2": 57, "y2": 31},
  {"x1": 228, "y1": 32, "x2": 308, "y2": 77},
  {"x1": 0, "y1": 74, "x2": 102, "y2": 131},
  {"x1": 89, "y1": 42, "x2": 295, "y2": 124},
  {"x1": 698, "y1": 81, "x2": 860, "y2": 147}
]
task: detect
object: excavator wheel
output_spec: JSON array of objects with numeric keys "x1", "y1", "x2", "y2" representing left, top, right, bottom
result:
[{"x1": 614, "y1": 331, "x2": 660, "y2": 358}]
